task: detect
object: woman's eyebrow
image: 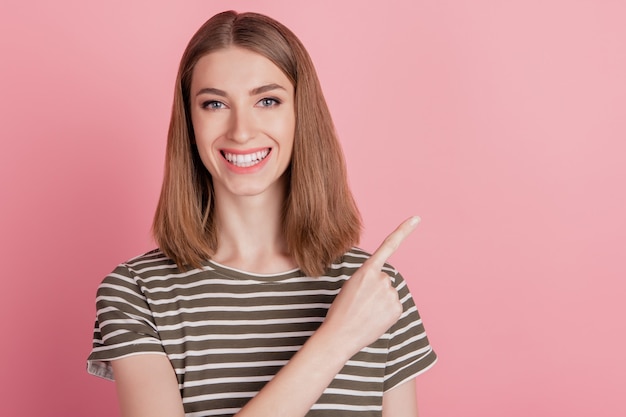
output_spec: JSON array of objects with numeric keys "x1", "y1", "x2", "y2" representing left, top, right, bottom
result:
[
  {"x1": 250, "y1": 83, "x2": 286, "y2": 96},
  {"x1": 195, "y1": 83, "x2": 286, "y2": 98},
  {"x1": 195, "y1": 87, "x2": 227, "y2": 97}
]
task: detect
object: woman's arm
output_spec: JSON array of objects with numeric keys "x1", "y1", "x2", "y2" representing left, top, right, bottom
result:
[
  {"x1": 382, "y1": 379, "x2": 419, "y2": 417},
  {"x1": 110, "y1": 329, "x2": 349, "y2": 417},
  {"x1": 235, "y1": 217, "x2": 419, "y2": 417},
  {"x1": 111, "y1": 354, "x2": 185, "y2": 417}
]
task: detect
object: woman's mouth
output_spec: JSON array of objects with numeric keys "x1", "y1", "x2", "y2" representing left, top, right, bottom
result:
[{"x1": 221, "y1": 148, "x2": 271, "y2": 168}]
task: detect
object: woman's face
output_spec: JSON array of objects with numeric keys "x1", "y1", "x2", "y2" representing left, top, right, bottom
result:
[{"x1": 189, "y1": 47, "x2": 296, "y2": 199}]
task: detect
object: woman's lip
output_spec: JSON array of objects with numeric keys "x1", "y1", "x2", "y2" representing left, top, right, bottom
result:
[
  {"x1": 220, "y1": 147, "x2": 272, "y2": 173},
  {"x1": 220, "y1": 147, "x2": 271, "y2": 155}
]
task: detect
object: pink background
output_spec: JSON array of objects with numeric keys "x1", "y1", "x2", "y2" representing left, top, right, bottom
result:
[{"x1": 1, "y1": 1, "x2": 624, "y2": 416}]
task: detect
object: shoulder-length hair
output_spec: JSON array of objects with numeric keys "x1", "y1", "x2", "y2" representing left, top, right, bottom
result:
[{"x1": 152, "y1": 10, "x2": 361, "y2": 276}]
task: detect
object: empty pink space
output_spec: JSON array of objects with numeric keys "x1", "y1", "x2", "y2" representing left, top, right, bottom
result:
[{"x1": 1, "y1": 1, "x2": 624, "y2": 416}]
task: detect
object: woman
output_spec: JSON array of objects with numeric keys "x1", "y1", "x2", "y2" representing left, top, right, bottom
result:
[{"x1": 88, "y1": 10, "x2": 436, "y2": 417}]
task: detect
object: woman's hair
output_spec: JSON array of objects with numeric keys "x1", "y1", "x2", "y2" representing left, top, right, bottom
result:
[{"x1": 152, "y1": 10, "x2": 361, "y2": 276}]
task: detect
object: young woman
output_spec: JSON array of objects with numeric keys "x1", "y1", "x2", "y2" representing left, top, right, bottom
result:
[{"x1": 87, "y1": 10, "x2": 436, "y2": 417}]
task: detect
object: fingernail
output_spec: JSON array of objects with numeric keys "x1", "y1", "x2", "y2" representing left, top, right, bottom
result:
[{"x1": 409, "y1": 216, "x2": 421, "y2": 226}]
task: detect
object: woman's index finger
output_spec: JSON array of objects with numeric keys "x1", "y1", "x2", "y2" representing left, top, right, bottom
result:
[{"x1": 366, "y1": 216, "x2": 421, "y2": 271}]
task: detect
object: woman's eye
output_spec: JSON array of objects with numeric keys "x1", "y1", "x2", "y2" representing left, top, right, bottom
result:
[
  {"x1": 202, "y1": 100, "x2": 226, "y2": 110},
  {"x1": 258, "y1": 98, "x2": 280, "y2": 107}
]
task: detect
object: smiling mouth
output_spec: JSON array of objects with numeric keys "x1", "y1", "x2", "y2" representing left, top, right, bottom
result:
[{"x1": 221, "y1": 149, "x2": 271, "y2": 168}]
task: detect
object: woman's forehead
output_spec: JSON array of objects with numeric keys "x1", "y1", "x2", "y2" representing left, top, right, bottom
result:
[{"x1": 191, "y1": 47, "x2": 294, "y2": 94}]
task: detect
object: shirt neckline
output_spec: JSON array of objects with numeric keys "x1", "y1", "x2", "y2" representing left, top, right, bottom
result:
[{"x1": 205, "y1": 259, "x2": 303, "y2": 282}]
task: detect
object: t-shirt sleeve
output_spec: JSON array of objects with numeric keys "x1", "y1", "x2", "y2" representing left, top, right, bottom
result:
[
  {"x1": 383, "y1": 268, "x2": 437, "y2": 392},
  {"x1": 86, "y1": 264, "x2": 166, "y2": 381}
]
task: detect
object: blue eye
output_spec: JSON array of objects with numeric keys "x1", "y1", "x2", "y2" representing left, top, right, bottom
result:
[
  {"x1": 258, "y1": 98, "x2": 280, "y2": 107},
  {"x1": 202, "y1": 100, "x2": 226, "y2": 110}
]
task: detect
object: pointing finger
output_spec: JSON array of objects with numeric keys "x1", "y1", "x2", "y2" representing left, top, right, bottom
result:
[{"x1": 366, "y1": 216, "x2": 420, "y2": 271}]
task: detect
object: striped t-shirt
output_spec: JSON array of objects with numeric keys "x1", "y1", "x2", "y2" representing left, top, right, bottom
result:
[{"x1": 87, "y1": 247, "x2": 437, "y2": 417}]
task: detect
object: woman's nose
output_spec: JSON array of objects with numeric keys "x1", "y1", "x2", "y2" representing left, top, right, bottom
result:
[{"x1": 226, "y1": 107, "x2": 256, "y2": 143}]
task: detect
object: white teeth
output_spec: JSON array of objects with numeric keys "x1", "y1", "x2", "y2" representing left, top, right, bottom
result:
[{"x1": 223, "y1": 149, "x2": 270, "y2": 167}]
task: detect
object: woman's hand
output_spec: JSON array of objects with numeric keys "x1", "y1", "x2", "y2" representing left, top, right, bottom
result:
[
  {"x1": 235, "y1": 216, "x2": 421, "y2": 417},
  {"x1": 320, "y1": 216, "x2": 421, "y2": 358}
]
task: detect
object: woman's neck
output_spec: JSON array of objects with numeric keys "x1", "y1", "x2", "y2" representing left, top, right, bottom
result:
[{"x1": 211, "y1": 180, "x2": 297, "y2": 274}]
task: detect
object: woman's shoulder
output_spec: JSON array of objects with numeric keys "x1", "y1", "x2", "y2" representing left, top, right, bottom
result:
[
  {"x1": 116, "y1": 248, "x2": 175, "y2": 271},
  {"x1": 330, "y1": 247, "x2": 399, "y2": 276},
  {"x1": 102, "y1": 248, "x2": 181, "y2": 282},
  {"x1": 334, "y1": 247, "x2": 370, "y2": 265}
]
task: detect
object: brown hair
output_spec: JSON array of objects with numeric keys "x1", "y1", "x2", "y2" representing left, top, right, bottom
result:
[{"x1": 152, "y1": 10, "x2": 361, "y2": 276}]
